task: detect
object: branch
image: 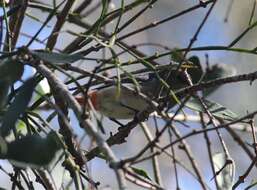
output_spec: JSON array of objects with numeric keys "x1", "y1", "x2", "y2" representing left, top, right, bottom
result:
[{"x1": 32, "y1": 59, "x2": 127, "y2": 190}]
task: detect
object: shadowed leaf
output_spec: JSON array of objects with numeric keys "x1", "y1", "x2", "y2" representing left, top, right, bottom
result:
[
  {"x1": 0, "y1": 59, "x2": 24, "y2": 84},
  {"x1": 186, "y1": 98, "x2": 238, "y2": 121},
  {"x1": 5, "y1": 132, "x2": 62, "y2": 168},
  {"x1": 31, "y1": 51, "x2": 84, "y2": 64},
  {"x1": 0, "y1": 81, "x2": 10, "y2": 109},
  {"x1": 1, "y1": 78, "x2": 37, "y2": 137},
  {"x1": 0, "y1": 59, "x2": 24, "y2": 109}
]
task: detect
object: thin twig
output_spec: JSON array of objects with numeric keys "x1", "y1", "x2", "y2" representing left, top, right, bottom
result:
[{"x1": 32, "y1": 60, "x2": 127, "y2": 190}]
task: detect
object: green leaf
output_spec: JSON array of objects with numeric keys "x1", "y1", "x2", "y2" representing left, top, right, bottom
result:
[
  {"x1": 1, "y1": 78, "x2": 37, "y2": 137},
  {"x1": 16, "y1": 120, "x2": 27, "y2": 135},
  {"x1": 34, "y1": 78, "x2": 50, "y2": 101},
  {"x1": 186, "y1": 98, "x2": 238, "y2": 121},
  {"x1": 31, "y1": 51, "x2": 84, "y2": 64},
  {"x1": 0, "y1": 81, "x2": 10, "y2": 109},
  {"x1": 36, "y1": 78, "x2": 50, "y2": 95},
  {"x1": 131, "y1": 167, "x2": 152, "y2": 181},
  {"x1": 6, "y1": 132, "x2": 62, "y2": 168},
  {"x1": 203, "y1": 64, "x2": 236, "y2": 96},
  {"x1": 213, "y1": 152, "x2": 235, "y2": 190},
  {"x1": 0, "y1": 58, "x2": 24, "y2": 84},
  {"x1": 0, "y1": 59, "x2": 24, "y2": 109}
]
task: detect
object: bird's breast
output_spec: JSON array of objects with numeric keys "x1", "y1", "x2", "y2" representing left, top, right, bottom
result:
[{"x1": 97, "y1": 86, "x2": 149, "y2": 119}]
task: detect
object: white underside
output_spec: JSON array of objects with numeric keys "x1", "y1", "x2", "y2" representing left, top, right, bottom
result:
[{"x1": 97, "y1": 86, "x2": 150, "y2": 119}]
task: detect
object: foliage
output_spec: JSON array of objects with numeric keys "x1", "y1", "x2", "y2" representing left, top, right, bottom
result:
[{"x1": 0, "y1": 0, "x2": 256, "y2": 190}]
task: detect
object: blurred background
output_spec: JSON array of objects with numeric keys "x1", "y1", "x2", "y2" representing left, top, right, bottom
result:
[{"x1": 1, "y1": 0, "x2": 257, "y2": 189}]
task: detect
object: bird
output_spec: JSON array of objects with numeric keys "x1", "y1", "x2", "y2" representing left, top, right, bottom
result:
[
  {"x1": 75, "y1": 59, "x2": 235, "y2": 119},
  {"x1": 75, "y1": 61, "x2": 202, "y2": 119},
  {"x1": 76, "y1": 85, "x2": 151, "y2": 119}
]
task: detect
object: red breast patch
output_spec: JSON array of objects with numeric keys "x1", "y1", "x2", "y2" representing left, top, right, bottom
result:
[{"x1": 88, "y1": 91, "x2": 99, "y2": 110}]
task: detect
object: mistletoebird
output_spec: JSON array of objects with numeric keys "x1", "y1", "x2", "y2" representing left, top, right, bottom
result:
[{"x1": 75, "y1": 60, "x2": 235, "y2": 119}]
